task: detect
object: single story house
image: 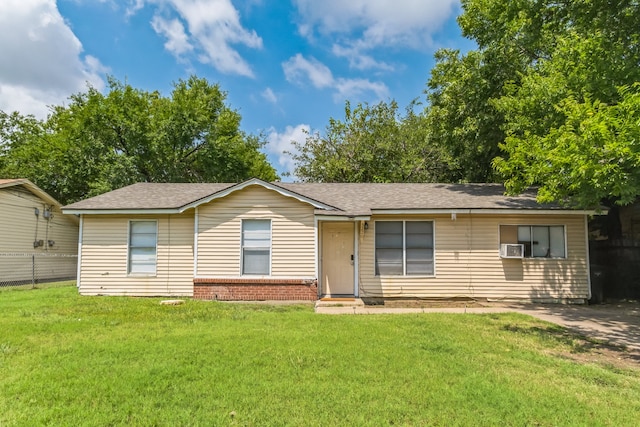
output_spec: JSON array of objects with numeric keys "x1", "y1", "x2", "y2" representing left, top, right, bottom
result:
[
  {"x1": 0, "y1": 179, "x2": 79, "y2": 285},
  {"x1": 62, "y1": 178, "x2": 596, "y2": 303}
]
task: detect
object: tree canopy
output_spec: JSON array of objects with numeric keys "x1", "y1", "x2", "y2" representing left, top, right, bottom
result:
[
  {"x1": 489, "y1": 0, "x2": 640, "y2": 207},
  {"x1": 435, "y1": 0, "x2": 640, "y2": 207},
  {"x1": 0, "y1": 76, "x2": 277, "y2": 204},
  {"x1": 290, "y1": 100, "x2": 455, "y2": 183},
  {"x1": 296, "y1": 1, "x2": 640, "y2": 208}
]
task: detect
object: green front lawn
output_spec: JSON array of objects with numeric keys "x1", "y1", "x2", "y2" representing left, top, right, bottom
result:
[{"x1": 1, "y1": 286, "x2": 639, "y2": 426}]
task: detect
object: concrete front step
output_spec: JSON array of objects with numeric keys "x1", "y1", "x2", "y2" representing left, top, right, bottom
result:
[{"x1": 315, "y1": 297, "x2": 365, "y2": 308}]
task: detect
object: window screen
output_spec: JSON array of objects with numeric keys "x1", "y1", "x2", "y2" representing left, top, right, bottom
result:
[
  {"x1": 129, "y1": 221, "x2": 157, "y2": 274},
  {"x1": 375, "y1": 221, "x2": 403, "y2": 275},
  {"x1": 242, "y1": 220, "x2": 271, "y2": 275},
  {"x1": 375, "y1": 221, "x2": 434, "y2": 276}
]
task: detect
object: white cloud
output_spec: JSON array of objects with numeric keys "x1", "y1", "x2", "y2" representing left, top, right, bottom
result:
[
  {"x1": 126, "y1": 0, "x2": 146, "y2": 17},
  {"x1": 282, "y1": 54, "x2": 388, "y2": 102},
  {"x1": 334, "y1": 78, "x2": 389, "y2": 102},
  {"x1": 294, "y1": 0, "x2": 457, "y2": 45},
  {"x1": 151, "y1": 15, "x2": 193, "y2": 56},
  {"x1": 293, "y1": 0, "x2": 458, "y2": 70},
  {"x1": 331, "y1": 45, "x2": 393, "y2": 71},
  {"x1": 282, "y1": 54, "x2": 333, "y2": 88},
  {"x1": 266, "y1": 124, "x2": 310, "y2": 179},
  {"x1": 143, "y1": 0, "x2": 262, "y2": 77},
  {"x1": 0, "y1": 0, "x2": 106, "y2": 118},
  {"x1": 261, "y1": 87, "x2": 277, "y2": 104}
]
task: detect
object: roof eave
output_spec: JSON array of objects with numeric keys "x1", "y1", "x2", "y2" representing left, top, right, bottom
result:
[
  {"x1": 62, "y1": 208, "x2": 183, "y2": 215},
  {"x1": 1, "y1": 179, "x2": 62, "y2": 208},
  {"x1": 371, "y1": 208, "x2": 602, "y2": 215}
]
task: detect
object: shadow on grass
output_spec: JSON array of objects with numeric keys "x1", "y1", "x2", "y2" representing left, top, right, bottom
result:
[{"x1": 502, "y1": 323, "x2": 640, "y2": 363}]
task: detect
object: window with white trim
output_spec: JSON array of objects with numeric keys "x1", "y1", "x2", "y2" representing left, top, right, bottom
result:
[
  {"x1": 375, "y1": 221, "x2": 434, "y2": 276},
  {"x1": 500, "y1": 225, "x2": 566, "y2": 258},
  {"x1": 242, "y1": 219, "x2": 271, "y2": 275},
  {"x1": 128, "y1": 220, "x2": 157, "y2": 274}
]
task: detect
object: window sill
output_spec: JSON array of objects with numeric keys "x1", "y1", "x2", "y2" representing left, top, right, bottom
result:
[{"x1": 376, "y1": 275, "x2": 436, "y2": 279}]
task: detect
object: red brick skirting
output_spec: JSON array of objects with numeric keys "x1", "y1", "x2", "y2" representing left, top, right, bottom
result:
[{"x1": 193, "y1": 278, "x2": 318, "y2": 301}]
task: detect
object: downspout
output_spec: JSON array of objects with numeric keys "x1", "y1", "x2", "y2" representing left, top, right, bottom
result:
[
  {"x1": 585, "y1": 215, "x2": 592, "y2": 301},
  {"x1": 193, "y1": 207, "x2": 199, "y2": 278},
  {"x1": 314, "y1": 216, "x2": 320, "y2": 298},
  {"x1": 76, "y1": 214, "x2": 83, "y2": 289},
  {"x1": 166, "y1": 214, "x2": 171, "y2": 294},
  {"x1": 353, "y1": 221, "x2": 359, "y2": 297}
]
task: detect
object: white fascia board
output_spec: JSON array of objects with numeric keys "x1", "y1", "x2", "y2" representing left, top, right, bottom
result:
[
  {"x1": 181, "y1": 178, "x2": 337, "y2": 211},
  {"x1": 371, "y1": 209, "x2": 600, "y2": 216},
  {"x1": 315, "y1": 215, "x2": 371, "y2": 221},
  {"x1": 62, "y1": 208, "x2": 182, "y2": 215}
]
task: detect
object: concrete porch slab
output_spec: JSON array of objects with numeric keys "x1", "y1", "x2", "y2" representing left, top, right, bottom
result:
[{"x1": 315, "y1": 298, "x2": 365, "y2": 308}]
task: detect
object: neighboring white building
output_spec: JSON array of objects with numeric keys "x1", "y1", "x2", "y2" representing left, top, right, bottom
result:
[{"x1": 0, "y1": 179, "x2": 79, "y2": 285}]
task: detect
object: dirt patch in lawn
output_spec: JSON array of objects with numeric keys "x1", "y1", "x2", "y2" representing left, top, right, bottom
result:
[
  {"x1": 547, "y1": 332, "x2": 640, "y2": 371},
  {"x1": 503, "y1": 322, "x2": 640, "y2": 371},
  {"x1": 552, "y1": 344, "x2": 640, "y2": 371}
]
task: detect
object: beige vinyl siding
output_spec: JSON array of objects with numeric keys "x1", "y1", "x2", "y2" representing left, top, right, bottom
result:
[
  {"x1": 79, "y1": 213, "x2": 194, "y2": 296},
  {"x1": 0, "y1": 186, "x2": 78, "y2": 283},
  {"x1": 359, "y1": 214, "x2": 589, "y2": 300},
  {"x1": 197, "y1": 185, "x2": 316, "y2": 277}
]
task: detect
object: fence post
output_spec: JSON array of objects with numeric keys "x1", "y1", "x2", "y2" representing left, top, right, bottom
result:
[{"x1": 32, "y1": 254, "x2": 35, "y2": 288}]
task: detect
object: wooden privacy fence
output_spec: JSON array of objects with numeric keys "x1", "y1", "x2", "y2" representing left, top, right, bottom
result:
[{"x1": 0, "y1": 253, "x2": 77, "y2": 287}]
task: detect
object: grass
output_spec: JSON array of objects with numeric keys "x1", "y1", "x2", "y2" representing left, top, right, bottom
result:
[
  {"x1": 0, "y1": 280, "x2": 76, "y2": 292},
  {"x1": 1, "y1": 286, "x2": 639, "y2": 426}
]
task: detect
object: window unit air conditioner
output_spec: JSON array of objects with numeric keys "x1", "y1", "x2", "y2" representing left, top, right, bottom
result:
[{"x1": 500, "y1": 243, "x2": 524, "y2": 259}]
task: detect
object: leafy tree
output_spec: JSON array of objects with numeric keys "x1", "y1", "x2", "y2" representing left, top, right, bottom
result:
[
  {"x1": 424, "y1": 0, "x2": 557, "y2": 183},
  {"x1": 0, "y1": 76, "x2": 277, "y2": 204},
  {"x1": 291, "y1": 100, "x2": 455, "y2": 183},
  {"x1": 425, "y1": 48, "x2": 511, "y2": 182},
  {"x1": 494, "y1": 85, "x2": 640, "y2": 208},
  {"x1": 492, "y1": 1, "x2": 640, "y2": 207},
  {"x1": 426, "y1": 0, "x2": 640, "y2": 207}
]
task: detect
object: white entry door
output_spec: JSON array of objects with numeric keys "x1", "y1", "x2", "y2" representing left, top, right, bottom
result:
[{"x1": 321, "y1": 222, "x2": 354, "y2": 296}]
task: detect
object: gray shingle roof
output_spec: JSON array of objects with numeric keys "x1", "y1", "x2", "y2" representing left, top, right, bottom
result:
[
  {"x1": 275, "y1": 183, "x2": 553, "y2": 215},
  {"x1": 63, "y1": 180, "x2": 566, "y2": 214},
  {"x1": 63, "y1": 183, "x2": 234, "y2": 210}
]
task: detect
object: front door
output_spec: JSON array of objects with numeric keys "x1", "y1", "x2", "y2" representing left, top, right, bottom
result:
[{"x1": 321, "y1": 222, "x2": 354, "y2": 296}]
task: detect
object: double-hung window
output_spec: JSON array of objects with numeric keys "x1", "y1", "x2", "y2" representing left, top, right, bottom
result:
[
  {"x1": 128, "y1": 220, "x2": 157, "y2": 274},
  {"x1": 242, "y1": 219, "x2": 271, "y2": 275},
  {"x1": 375, "y1": 221, "x2": 434, "y2": 276}
]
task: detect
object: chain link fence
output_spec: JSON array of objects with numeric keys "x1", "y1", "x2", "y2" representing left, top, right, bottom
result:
[{"x1": 0, "y1": 253, "x2": 77, "y2": 287}]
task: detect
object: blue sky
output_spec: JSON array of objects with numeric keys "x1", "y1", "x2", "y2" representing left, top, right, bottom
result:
[{"x1": 0, "y1": 0, "x2": 473, "y2": 179}]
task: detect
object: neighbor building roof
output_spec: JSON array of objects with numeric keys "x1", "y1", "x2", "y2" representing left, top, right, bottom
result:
[
  {"x1": 0, "y1": 178, "x2": 65, "y2": 209},
  {"x1": 62, "y1": 178, "x2": 591, "y2": 216}
]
